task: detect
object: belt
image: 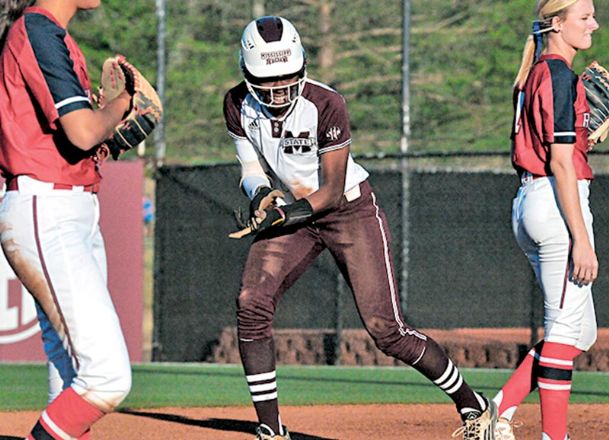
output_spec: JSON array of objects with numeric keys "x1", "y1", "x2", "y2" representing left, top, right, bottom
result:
[
  {"x1": 343, "y1": 183, "x2": 362, "y2": 202},
  {"x1": 6, "y1": 176, "x2": 99, "y2": 193},
  {"x1": 520, "y1": 171, "x2": 544, "y2": 185}
]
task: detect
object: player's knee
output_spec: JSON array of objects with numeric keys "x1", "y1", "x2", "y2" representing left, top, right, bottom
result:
[
  {"x1": 107, "y1": 370, "x2": 132, "y2": 411},
  {"x1": 115, "y1": 364, "x2": 132, "y2": 399},
  {"x1": 236, "y1": 288, "x2": 274, "y2": 340},
  {"x1": 367, "y1": 317, "x2": 426, "y2": 363},
  {"x1": 367, "y1": 318, "x2": 403, "y2": 356},
  {"x1": 103, "y1": 366, "x2": 132, "y2": 411},
  {"x1": 77, "y1": 361, "x2": 132, "y2": 412},
  {"x1": 578, "y1": 325, "x2": 597, "y2": 352}
]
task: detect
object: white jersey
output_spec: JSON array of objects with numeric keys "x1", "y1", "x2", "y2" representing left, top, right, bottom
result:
[{"x1": 224, "y1": 78, "x2": 369, "y2": 201}]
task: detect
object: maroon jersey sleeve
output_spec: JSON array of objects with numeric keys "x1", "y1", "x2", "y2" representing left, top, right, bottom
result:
[
  {"x1": 317, "y1": 90, "x2": 352, "y2": 154},
  {"x1": 223, "y1": 82, "x2": 248, "y2": 139}
]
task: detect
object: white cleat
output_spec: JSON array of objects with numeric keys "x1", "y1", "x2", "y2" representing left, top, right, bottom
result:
[
  {"x1": 495, "y1": 417, "x2": 519, "y2": 440},
  {"x1": 452, "y1": 398, "x2": 498, "y2": 440},
  {"x1": 255, "y1": 424, "x2": 291, "y2": 440}
]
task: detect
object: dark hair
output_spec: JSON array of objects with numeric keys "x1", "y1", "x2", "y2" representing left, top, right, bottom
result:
[{"x1": 0, "y1": 0, "x2": 35, "y2": 50}]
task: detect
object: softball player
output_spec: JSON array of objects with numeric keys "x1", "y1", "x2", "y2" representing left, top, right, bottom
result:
[
  {"x1": 224, "y1": 16, "x2": 497, "y2": 440},
  {"x1": 493, "y1": 1, "x2": 599, "y2": 439},
  {"x1": 0, "y1": 1, "x2": 133, "y2": 438}
]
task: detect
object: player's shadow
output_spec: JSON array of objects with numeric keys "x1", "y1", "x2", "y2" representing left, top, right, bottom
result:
[{"x1": 119, "y1": 409, "x2": 337, "y2": 440}]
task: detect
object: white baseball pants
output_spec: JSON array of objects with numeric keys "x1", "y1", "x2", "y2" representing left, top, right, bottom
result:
[
  {"x1": 0, "y1": 176, "x2": 131, "y2": 411},
  {"x1": 512, "y1": 176, "x2": 597, "y2": 351}
]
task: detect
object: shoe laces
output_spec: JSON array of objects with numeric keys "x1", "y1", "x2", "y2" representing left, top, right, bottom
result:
[
  {"x1": 495, "y1": 419, "x2": 523, "y2": 440},
  {"x1": 451, "y1": 411, "x2": 483, "y2": 439}
]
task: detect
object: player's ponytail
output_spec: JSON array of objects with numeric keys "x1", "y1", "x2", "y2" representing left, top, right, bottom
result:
[
  {"x1": 514, "y1": 0, "x2": 578, "y2": 89},
  {"x1": 0, "y1": 0, "x2": 34, "y2": 51}
]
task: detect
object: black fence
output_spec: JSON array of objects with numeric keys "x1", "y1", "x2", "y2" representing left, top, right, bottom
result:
[{"x1": 152, "y1": 154, "x2": 609, "y2": 362}]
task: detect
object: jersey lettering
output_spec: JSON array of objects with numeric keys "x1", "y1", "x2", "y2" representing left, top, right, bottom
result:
[
  {"x1": 224, "y1": 78, "x2": 369, "y2": 198},
  {"x1": 326, "y1": 126, "x2": 342, "y2": 141},
  {"x1": 281, "y1": 131, "x2": 316, "y2": 154}
]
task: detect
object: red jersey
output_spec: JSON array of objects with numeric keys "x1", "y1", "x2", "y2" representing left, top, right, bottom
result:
[
  {"x1": 511, "y1": 54, "x2": 593, "y2": 180},
  {"x1": 0, "y1": 7, "x2": 99, "y2": 186}
]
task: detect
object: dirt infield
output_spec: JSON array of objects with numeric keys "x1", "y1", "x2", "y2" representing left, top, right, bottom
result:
[
  {"x1": 2, "y1": 403, "x2": 609, "y2": 439},
  {"x1": 3, "y1": 329, "x2": 608, "y2": 438}
]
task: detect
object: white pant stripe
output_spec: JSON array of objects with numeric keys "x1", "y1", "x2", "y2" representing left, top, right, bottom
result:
[{"x1": 371, "y1": 192, "x2": 406, "y2": 335}]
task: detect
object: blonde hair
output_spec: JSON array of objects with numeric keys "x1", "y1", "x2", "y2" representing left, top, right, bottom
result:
[
  {"x1": 514, "y1": 0, "x2": 579, "y2": 89},
  {"x1": 0, "y1": 0, "x2": 35, "y2": 50}
]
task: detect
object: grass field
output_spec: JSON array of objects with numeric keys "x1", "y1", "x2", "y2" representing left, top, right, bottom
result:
[{"x1": 2, "y1": 363, "x2": 609, "y2": 411}]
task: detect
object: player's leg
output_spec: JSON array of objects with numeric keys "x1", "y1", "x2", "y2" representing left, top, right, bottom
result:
[
  {"x1": 0, "y1": 192, "x2": 131, "y2": 438},
  {"x1": 36, "y1": 303, "x2": 77, "y2": 403},
  {"x1": 321, "y1": 182, "x2": 494, "y2": 431},
  {"x1": 503, "y1": 178, "x2": 596, "y2": 439},
  {"x1": 535, "y1": 192, "x2": 596, "y2": 440},
  {"x1": 493, "y1": 183, "x2": 543, "y2": 427},
  {"x1": 35, "y1": 205, "x2": 110, "y2": 439},
  {"x1": 238, "y1": 227, "x2": 324, "y2": 438}
]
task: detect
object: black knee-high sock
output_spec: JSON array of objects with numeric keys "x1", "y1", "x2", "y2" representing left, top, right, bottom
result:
[
  {"x1": 29, "y1": 421, "x2": 55, "y2": 440},
  {"x1": 413, "y1": 338, "x2": 486, "y2": 419},
  {"x1": 239, "y1": 336, "x2": 284, "y2": 434}
]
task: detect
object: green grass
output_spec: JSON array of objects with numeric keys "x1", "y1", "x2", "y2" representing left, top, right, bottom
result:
[{"x1": 1, "y1": 363, "x2": 608, "y2": 411}]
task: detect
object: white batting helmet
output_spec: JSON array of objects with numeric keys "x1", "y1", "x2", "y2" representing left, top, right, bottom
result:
[{"x1": 240, "y1": 16, "x2": 307, "y2": 108}]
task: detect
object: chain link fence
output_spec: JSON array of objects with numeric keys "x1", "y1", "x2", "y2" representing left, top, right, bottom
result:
[{"x1": 152, "y1": 152, "x2": 609, "y2": 362}]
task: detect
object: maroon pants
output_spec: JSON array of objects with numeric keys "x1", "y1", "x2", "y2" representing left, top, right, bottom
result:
[{"x1": 237, "y1": 180, "x2": 427, "y2": 365}]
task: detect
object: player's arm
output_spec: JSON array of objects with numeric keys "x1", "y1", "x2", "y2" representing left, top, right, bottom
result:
[
  {"x1": 306, "y1": 90, "x2": 352, "y2": 212},
  {"x1": 235, "y1": 139, "x2": 283, "y2": 227},
  {"x1": 305, "y1": 146, "x2": 348, "y2": 212},
  {"x1": 224, "y1": 85, "x2": 272, "y2": 199},
  {"x1": 59, "y1": 92, "x2": 131, "y2": 151},
  {"x1": 23, "y1": 16, "x2": 133, "y2": 152},
  {"x1": 245, "y1": 141, "x2": 348, "y2": 234},
  {"x1": 235, "y1": 139, "x2": 271, "y2": 199},
  {"x1": 248, "y1": 92, "x2": 351, "y2": 230},
  {"x1": 550, "y1": 144, "x2": 598, "y2": 284}
]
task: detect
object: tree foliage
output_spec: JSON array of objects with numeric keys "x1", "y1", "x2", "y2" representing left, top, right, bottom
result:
[{"x1": 70, "y1": 0, "x2": 609, "y2": 164}]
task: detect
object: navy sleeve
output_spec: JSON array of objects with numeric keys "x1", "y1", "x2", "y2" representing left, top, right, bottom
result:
[
  {"x1": 547, "y1": 59, "x2": 578, "y2": 144},
  {"x1": 25, "y1": 13, "x2": 90, "y2": 117}
]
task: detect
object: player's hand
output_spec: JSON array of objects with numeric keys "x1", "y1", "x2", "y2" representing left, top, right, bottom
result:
[
  {"x1": 570, "y1": 240, "x2": 598, "y2": 285},
  {"x1": 251, "y1": 207, "x2": 286, "y2": 233},
  {"x1": 228, "y1": 199, "x2": 313, "y2": 239},
  {"x1": 249, "y1": 187, "x2": 284, "y2": 226}
]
